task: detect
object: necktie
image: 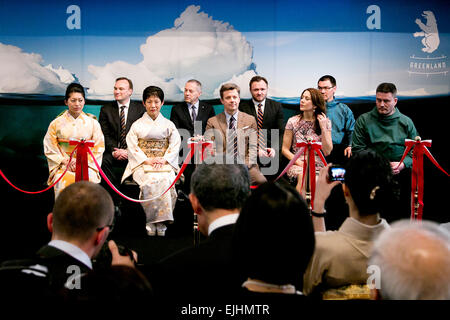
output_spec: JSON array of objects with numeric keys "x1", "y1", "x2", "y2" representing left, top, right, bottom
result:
[
  {"x1": 119, "y1": 106, "x2": 127, "y2": 149},
  {"x1": 227, "y1": 116, "x2": 238, "y2": 159},
  {"x1": 257, "y1": 103, "x2": 266, "y2": 151},
  {"x1": 191, "y1": 105, "x2": 197, "y2": 125}
]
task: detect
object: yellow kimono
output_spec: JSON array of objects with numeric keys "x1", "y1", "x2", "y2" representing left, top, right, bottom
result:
[{"x1": 43, "y1": 111, "x2": 105, "y2": 198}]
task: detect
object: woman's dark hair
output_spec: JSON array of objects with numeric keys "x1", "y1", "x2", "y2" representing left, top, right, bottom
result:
[
  {"x1": 344, "y1": 149, "x2": 399, "y2": 216},
  {"x1": 142, "y1": 86, "x2": 164, "y2": 103},
  {"x1": 232, "y1": 181, "x2": 315, "y2": 288},
  {"x1": 65, "y1": 82, "x2": 85, "y2": 101},
  {"x1": 300, "y1": 88, "x2": 326, "y2": 135}
]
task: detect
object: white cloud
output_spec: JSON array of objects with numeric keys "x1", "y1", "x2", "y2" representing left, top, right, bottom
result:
[
  {"x1": 45, "y1": 64, "x2": 76, "y2": 84},
  {"x1": 88, "y1": 5, "x2": 255, "y2": 100},
  {"x1": 0, "y1": 43, "x2": 68, "y2": 95}
]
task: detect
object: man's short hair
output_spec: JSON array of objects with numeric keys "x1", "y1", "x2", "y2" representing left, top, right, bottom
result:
[
  {"x1": 143, "y1": 86, "x2": 164, "y2": 103},
  {"x1": 186, "y1": 79, "x2": 202, "y2": 90},
  {"x1": 249, "y1": 76, "x2": 268, "y2": 89},
  {"x1": 376, "y1": 82, "x2": 397, "y2": 97},
  {"x1": 190, "y1": 164, "x2": 250, "y2": 211},
  {"x1": 318, "y1": 75, "x2": 336, "y2": 87},
  {"x1": 52, "y1": 182, "x2": 114, "y2": 242},
  {"x1": 219, "y1": 83, "x2": 240, "y2": 99},
  {"x1": 369, "y1": 220, "x2": 450, "y2": 300},
  {"x1": 115, "y1": 77, "x2": 133, "y2": 90}
]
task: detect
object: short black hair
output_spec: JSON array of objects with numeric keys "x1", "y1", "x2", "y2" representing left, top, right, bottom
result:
[
  {"x1": 115, "y1": 77, "x2": 133, "y2": 90},
  {"x1": 345, "y1": 149, "x2": 399, "y2": 216},
  {"x1": 190, "y1": 164, "x2": 250, "y2": 211},
  {"x1": 143, "y1": 86, "x2": 164, "y2": 103},
  {"x1": 65, "y1": 83, "x2": 85, "y2": 101},
  {"x1": 318, "y1": 75, "x2": 336, "y2": 87},
  {"x1": 376, "y1": 83, "x2": 397, "y2": 97},
  {"x1": 232, "y1": 182, "x2": 315, "y2": 288}
]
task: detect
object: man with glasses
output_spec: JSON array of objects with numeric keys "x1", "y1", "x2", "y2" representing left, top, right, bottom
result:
[
  {"x1": 317, "y1": 75, "x2": 355, "y2": 165},
  {"x1": 0, "y1": 182, "x2": 135, "y2": 297}
]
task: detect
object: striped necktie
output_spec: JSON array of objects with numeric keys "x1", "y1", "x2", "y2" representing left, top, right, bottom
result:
[
  {"x1": 227, "y1": 115, "x2": 238, "y2": 159},
  {"x1": 191, "y1": 105, "x2": 197, "y2": 125},
  {"x1": 119, "y1": 106, "x2": 127, "y2": 149},
  {"x1": 257, "y1": 103, "x2": 266, "y2": 151}
]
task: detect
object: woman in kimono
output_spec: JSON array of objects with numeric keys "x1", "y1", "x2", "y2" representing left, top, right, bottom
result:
[
  {"x1": 281, "y1": 88, "x2": 332, "y2": 195},
  {"x1": 122, "y1": 86, "x2": 181, "y2": 236},
  {"x1": 44, "y1": 83, "x2": 104, "y2": 199}
]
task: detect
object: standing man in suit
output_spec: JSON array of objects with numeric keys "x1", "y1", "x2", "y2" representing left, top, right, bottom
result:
[
  {"x1": 99, "y1": 77, "x2": 145, "y2": 203},
  {"x1": 239, "y1": 75, "x2": 284, "y2": 178},
  {"x1": 205, "y1": 83, "x2": 266, "y2": 186},
  {"x1": 144, "y1": 163, "x2": 250, "y2": 300}
]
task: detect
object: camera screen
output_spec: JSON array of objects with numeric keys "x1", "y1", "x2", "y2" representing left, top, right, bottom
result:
[{"x1": 330, "y1": 167, "x2": 346, "y2": 181}]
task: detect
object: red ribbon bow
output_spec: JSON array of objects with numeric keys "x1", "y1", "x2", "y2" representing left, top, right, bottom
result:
[
  {"x1": 69, "y1": 139, "x2": 95, "y2": 182},
  {"x1": 396, "y1": 137, "x2": 449, "y2": 220}
]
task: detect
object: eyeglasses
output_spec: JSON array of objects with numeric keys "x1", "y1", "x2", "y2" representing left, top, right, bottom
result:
[
  {"x1": 318, "y1": 86, "x2": 335, "y2": 91},
  {"x1": 96, "y1": 206, "x2": 119, "y2": 232}
]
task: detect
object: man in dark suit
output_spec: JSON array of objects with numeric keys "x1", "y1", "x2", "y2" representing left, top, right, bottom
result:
[
  {"x1": 239, "y1": 76, "x2": 284, "y2": 179},
  {"x1": 170, "y1": 79, "x2": 215, "y2": 137},
  {"x1": 99, "y1": 77, "x2": 145, "y2": 202},
  {"x1": 170, "y1": 79, "x2": 215, "y2": 194},
  {"x1": 0, "y1": 182, "x2": 135, "y2": 298},
  {"x1": 144, "y1": 163, "x2": 250, "y2": 301},
  {"x1": 205, "y1": 83, "x2": 266, "y2": 186}
]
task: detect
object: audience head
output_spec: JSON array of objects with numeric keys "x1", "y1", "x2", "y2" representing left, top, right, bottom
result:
[
  {"x1": 344, "y1": 149, "x2": 398, "y2": 217},
  {"x1": 232, "y1": 181, "x2": 315, "y2": 289},
  {"x1": 375, "y1": 82, "x2": 398, "y2": 116},
  {"x1": 64, "y1": 83, "x2": 86, "y2": 118},
  {"x1": 48, "y1": 181, "x2": 114, "y2": 257},
  {"x1": 369, "y1": 219, "x2": 450, "y2": 300},
  {"x1": 249, "y1": 75, "x2": 268, "y2": 103},
  {"x1": 184, "y1": 79, "x2": 202, "y2": 105},
  {"x1": 114, "y1": 77, "x2": 133, "y2": 104},
  {"x1": 142, "y1": 86, "x2": 164, "y2": 120},
  {"x1": 317, "y1": 75, "x2": 337, "y2": 103}
]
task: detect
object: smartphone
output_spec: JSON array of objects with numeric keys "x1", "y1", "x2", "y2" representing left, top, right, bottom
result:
[{"x1": 328, "y1": 165, "x2": 346, "y2": 182}]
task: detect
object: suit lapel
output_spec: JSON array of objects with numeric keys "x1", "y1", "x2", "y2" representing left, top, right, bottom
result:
[{"x1": 182, "y1": 102, "x2": 194, "y2": 129}]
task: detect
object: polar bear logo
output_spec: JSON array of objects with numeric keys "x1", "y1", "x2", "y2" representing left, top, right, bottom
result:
[{"x1": 413, "y1": 11, "x2": 440, "y2": 53}]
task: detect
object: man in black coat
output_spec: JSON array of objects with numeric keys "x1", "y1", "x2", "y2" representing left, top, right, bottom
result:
[
  {"x1": 170, "y1": 79, "x2": 215, "y2": 195},
  {"x1": 99, "y1": 77, "x2": 145, "y2": 201},
  {"x1": 239, "y1": 75, "x2": 285, "y2": 179},
  {"x1": 144, "y1": 163, "x2": 250, "y2": 301},
  {"x1": 0, "y1": 182, "x2": 135, "y2": 299}
]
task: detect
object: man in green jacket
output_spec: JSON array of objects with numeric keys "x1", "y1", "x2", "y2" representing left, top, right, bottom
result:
[{"x1": 352, "y1": 82, "x2": 418, "y2": 220}]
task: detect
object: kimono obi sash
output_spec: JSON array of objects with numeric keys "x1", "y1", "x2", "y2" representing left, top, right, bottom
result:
[
  {"x1": 57, "y1": 138, "x2": 77, "y2": 157},
  {"x1": 138, "y1": 138, "x2": 169, "y2": 158}
]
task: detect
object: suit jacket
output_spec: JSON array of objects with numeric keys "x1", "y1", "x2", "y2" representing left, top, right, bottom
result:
[
  {"x1": 144, "y1": 224, "x2": 239, "y2": 301},
  {"x1": 170, "y1": 101, "x2": 215, "y2": 136},
  {"x1": 99, "y1": 100, "x2": 146, "y2": 156},
  {"x1": 35, "y1": 245, "x2": 92, "y2": 289},
  {"x1": 239, "y1": 98, "x2": 285, "y2": 149},
  {"x1": 205, "y1": 112, "x2": 258, "y2": 166}
]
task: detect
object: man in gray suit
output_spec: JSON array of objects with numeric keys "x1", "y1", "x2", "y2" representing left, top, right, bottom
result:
[{"x1": 205, "y1": 83, "x2": 266, "y2": 185}]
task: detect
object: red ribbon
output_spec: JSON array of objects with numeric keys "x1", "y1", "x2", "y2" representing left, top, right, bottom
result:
[
  {"x1": 69, "y1": 139, "x2": 95, "y2": 182},
  {"x1": 0, "y1": 145, "x2": 77, "y2": 194},
  {"x1": 296, "y1": 141, "x2": 327, "y2": 209},
  {"x1": 87, "y1": 140, "x2": 212, "y2": 203},
  {"x1": 396, "y1": 138, "x2": 449, "y2": 220}
]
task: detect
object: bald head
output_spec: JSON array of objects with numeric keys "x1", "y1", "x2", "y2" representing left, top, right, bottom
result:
[{"x1": 369, "y1": 220, "x2": 450, "y2": 300}]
